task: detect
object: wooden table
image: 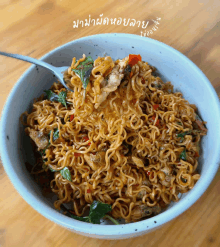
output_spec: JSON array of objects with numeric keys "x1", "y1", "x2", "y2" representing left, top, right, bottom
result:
[{"x1": 0, "y1": 0, "x2": 220, "y2": 246}]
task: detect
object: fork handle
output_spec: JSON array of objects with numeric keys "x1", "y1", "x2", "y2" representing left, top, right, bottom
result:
[
  {"x1": 0, "y1": 51, "x2": 55, "y2": 72},
  {"x1": 0, "y1": 51, "x2": 74, "y2": 92}
]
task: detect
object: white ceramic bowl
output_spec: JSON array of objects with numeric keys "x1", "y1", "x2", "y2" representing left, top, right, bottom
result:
[{"x1": 1, "y1": 33, "x2": 220, "y2": 239}]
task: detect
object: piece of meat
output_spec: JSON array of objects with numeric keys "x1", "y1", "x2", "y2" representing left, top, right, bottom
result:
[
  {"x1": 142, "y1": 179, "x2": 151, "y2": 187},
  {"x1": 132, "y1": 156, "x2": 144, "y2": 168},
  {"x1": 90, "y1": 152, "x2": 105, "y2": 163},
  {"x1": 160, "y1": 166, "x2": 174, "y2": 187},
  {"x1": 193, "y1": 114, "x2": 207, "y2": 133},
  {"x1": 84, "y1": 154, "x2": 94, "y2": 167},
  {"x1": 137, "y1": 190, "x2": 147, "y2": 199},
  {"x1": 160, "y1": 174, "x2": 174, "y2": 187},
  {"x1": 161, "y1": 166, "x2": 172, "y2": 176},
  {"x1": 28, "y1": 128, "x2": 49, "y2": 150},
  {"x1": 131, "y1": 204, "x2": 161, "y2": 221},
  {"x1": 84, "y1": 152, "x2": 104, "y2": 170},
  {"x1": 118, "y1": 58, "x2": 128, "y2": 73},
  {"x1": 95, "y1": 56, "x2": 129, "y2": 108},
  {"x1": 195, "y1": 119, "x2": 207, "y2": 133}
]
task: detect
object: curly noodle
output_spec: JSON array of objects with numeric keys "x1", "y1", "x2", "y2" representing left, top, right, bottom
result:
[{"x1": 24, "y1": 54, "x2": 207, "y2": 222}]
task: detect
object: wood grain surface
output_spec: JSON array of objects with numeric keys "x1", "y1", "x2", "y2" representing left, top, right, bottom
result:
[{"x1": 0, "y1": 0, "x2": 220, "y2": 246}]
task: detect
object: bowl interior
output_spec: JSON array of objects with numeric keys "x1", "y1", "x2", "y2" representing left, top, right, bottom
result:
[{"x1": 1, "y1": 33, "x2": 220, "y2": 239}]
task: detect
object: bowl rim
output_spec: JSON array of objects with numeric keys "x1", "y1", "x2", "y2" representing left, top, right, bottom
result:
[{"x1": 1, "y1": 33, "x2": 220, "y2": 236}]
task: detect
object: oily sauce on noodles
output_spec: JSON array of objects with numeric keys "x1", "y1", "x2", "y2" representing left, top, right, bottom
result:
[{"x1": 23, "y1": 54, "x2": 207, "y2": 223}]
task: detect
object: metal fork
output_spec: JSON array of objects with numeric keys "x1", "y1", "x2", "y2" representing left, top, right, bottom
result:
[{"x1": 0, "y1": 51, "x2": 73, "y2": 92}]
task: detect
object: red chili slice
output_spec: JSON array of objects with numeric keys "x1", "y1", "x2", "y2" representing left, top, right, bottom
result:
[
  {"x1": 83, "y1": 137, "x2": 89, "y2": 142},
  {"x1": 128, "y1": 54, "x2": 142, "y2": 67},
  {"x1": 74, "y1": 153, "x2": 81, "y2": 157},
  {"x1": 152, "y1": 116, "x2": 159, "y2": 126},
  {"x1": 87, "y1": 189, "x2": 91, "y2": 193},
  {"x1": 153, "y1": 104, "x2": 159, "y2": 110},
  {"x1": 70, "y1": 114, "x2": 74, "y2": 121}
]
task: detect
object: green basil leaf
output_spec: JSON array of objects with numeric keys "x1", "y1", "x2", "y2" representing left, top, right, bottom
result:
[
  {"x1": 52, "y1": 128, "x2": 59, "y2": 141},
  {"x1": 76, "y1": 56, "x2": 94, "y2": 70},
  {"x1": 58, "y1": 91, "x2": 67, "y2": 108},
  {"x1": 72, "y1": 56, "x2": 94, "y2": 90},
  {"x1": 60, "y1": 167, "x2": 72, "y2": 182},
  {"x1": 104, "y1": 215, "x2": 120, "y2": 225},
  {"x1": 42, "y1": 163, "x2": 57, "y2": 172},
  {"x1": 177, "y1": 133, "x2": 184, "y2": 138},
  {"x1": 60, "y1": 204, "x2": 89, "y2": 222},
  {"x1": 49, "y1": 167, "x2": 57, "y2": 172},
  {"x1": 177, "y1": 130, "x2": 191, "y2": 138},
  {"x1": 70, "y1": 215, "x2": 90, "y2": 222},
  {"x1": 89, "y1": 200, "x2": 112, "y2": 224},
  {"x1": 62, "y1": 200, "x2": 116, "y2": 225},
  {"x1": 45, "y1": 90, "x2": 67, "y2": 108},
  {"x1": 48, "y1": 128, "x2": 59, "y2": 144},
  {"x1": 44, "y1": 90, "x2": 58, "y2": 101},
  {"x1": 180, "y1": 149, "x2": 187, "y2": 161}
]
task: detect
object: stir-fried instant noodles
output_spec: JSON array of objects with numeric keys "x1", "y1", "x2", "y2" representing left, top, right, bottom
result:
[{"x1": 23, "y1": 54, "x2": 207, "y2": 223}]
